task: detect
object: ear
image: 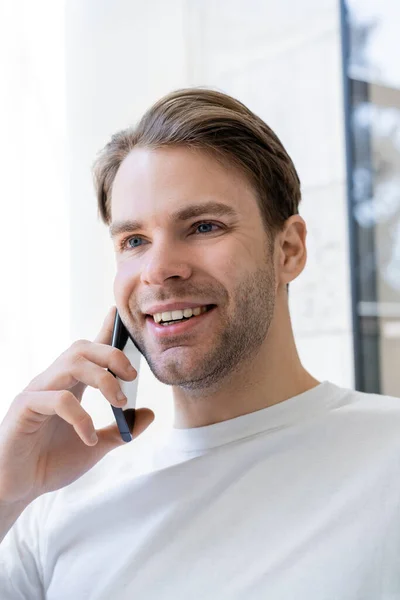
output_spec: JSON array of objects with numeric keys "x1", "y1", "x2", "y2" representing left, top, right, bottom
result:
[{"x1": 275, "y1": 215, "x2": 307, "y2": 287}]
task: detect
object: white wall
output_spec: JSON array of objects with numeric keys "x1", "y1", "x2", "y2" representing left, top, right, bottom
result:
[
  {"x1": 64, "y1": 0, "x2": 353, "y2": 441},
  {"x1": 0, "y1": 0, "x2": 69, "y2": 422}
]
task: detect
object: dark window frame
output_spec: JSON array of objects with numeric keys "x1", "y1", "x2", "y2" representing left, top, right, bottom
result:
[{"x1": 340, "y1": 0, "x2": 381, "y2": 393}]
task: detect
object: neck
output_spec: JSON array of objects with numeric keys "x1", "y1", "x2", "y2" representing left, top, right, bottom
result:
[{"x1": 172, "y1": 294, "x2": 320, "y2": 428}]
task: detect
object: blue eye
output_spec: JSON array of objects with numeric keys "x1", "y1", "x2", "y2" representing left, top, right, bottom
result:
[
  {"x1": 119, "y1": 236, "x2": 144, "y2": 252},
  {"x1": 119, "y1": 222, "x2": 221, "y2": 253},
  {"x1": 195, "y1": 222, "x2": 219, "y2": 234},
  {"x1": 127, "y1": 237, "x2": 143, "y2": 248}
]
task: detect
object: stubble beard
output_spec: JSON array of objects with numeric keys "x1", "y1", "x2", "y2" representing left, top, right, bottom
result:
[{"x1": 132, "y1": 263, "x2": 276, "y2": 392}]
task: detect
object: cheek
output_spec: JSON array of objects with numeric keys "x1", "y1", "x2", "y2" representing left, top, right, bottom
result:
[
  {"x1": 113, "y1": 261, "x2": 138, "y2": 305},
  {"x1": 210, "y1": 245, "x2": 244, "y2": 281}
]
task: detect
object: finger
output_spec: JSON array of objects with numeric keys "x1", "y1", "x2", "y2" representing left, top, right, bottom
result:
[
  {"x1": 94, "y1": 306, "x2": 117, "y2": 345},
  {"x1": 72, "y1": 343, "x2": 137, "y2": 380},
  {"x1": 96, "y1": 408, "x2": 155, "y2": 450},
  {"x1": 18, "y1": 390, "x2": 99, "y2": 446},
  {"x1": 24, "y1": 305, "x2": 117, "y2": 395},
  {"x1": 25, "y1": 341, "x2": 136, "y2": 394},
  {"x1": 68, "y1": 356, "x2": 133, "y2": 408}
]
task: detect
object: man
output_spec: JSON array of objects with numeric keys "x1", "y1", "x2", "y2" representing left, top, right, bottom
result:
[{"x1": 1, "y1": 88, "x2": 399, "y2": 599}]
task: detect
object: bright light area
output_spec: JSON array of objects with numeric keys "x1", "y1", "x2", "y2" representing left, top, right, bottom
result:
[
  {"x1": 348, "y1": 0, "x2": 400, "y2": 90},
  {"x1": 0, "y1": 0, "x2": 174, "y2": 440},
  {"x1": 0, "y1": 0, "x2": 69, "y2": 420}
]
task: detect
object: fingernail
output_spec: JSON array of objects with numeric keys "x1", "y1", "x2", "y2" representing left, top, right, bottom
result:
[{"x1": 90, "y1": 432, "x2": 98, "y2": 444}]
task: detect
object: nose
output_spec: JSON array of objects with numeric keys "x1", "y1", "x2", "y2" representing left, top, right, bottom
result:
[{"x1": 140, "y1": 238, "x2": 192, "y2": 286}]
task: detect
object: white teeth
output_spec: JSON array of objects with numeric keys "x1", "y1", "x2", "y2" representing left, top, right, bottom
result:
[
  {"x1": 152, "y1": 305, "x2": 209, "y2": 323},
  {"x1": 171, "y1": 310, "x2": 183, "y2": 320}
]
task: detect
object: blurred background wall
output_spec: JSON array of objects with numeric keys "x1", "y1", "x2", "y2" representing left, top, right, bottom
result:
[
  {"x1": 1, "y1": 0, "x2": 399, "y2": 444},
  {"x1": 0, "y1": 0, "x2": 70, "y2": 415}
]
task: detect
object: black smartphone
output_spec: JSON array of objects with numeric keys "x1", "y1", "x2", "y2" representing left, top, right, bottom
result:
[{"x1": 107, "y1": 310, "x2": 141, "y2": 443}]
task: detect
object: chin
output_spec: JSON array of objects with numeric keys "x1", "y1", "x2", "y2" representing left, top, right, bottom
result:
[{"x1": 147, "y1": 351, "x2": 202, "y2": 386}]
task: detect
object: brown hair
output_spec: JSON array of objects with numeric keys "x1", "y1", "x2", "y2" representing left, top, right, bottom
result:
[{"x1": 92, "y1": 88, "x2": 301, "y2": 238}]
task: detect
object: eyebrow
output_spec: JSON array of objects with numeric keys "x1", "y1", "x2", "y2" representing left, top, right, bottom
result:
[{"x1": 109, "y1": 201, "x2": 238, "y2": 239}]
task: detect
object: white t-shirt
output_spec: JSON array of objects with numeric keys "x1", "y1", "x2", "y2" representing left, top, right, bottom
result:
[{"x1": 2, "y1": 380, "x2": 400, "y2": 599}]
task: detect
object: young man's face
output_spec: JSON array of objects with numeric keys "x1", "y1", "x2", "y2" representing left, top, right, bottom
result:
[{"x1": 110, "y1": 147, "x2": 277, "y2": 390}]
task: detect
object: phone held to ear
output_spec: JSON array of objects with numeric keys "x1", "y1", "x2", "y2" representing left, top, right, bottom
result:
[{"x1": 107, "y1": 310, "x2": 141, "y2": 443}]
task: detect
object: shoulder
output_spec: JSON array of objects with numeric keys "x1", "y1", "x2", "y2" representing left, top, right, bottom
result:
[
  {"x1": 334, "y1": 385, "x2": 400, "y2": 414},
  {"x1": 324, "y1": 384, "x2": 400, "y2": 450}
]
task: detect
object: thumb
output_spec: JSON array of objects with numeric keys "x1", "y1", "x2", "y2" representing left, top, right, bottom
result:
[{"x1": 95, "y1": 408, "x2": 155, "y2": 451}]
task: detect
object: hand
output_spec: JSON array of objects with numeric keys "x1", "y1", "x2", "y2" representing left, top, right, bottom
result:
[{"x1": 0, "y1": 306, "x2": 154, "y2": 506}]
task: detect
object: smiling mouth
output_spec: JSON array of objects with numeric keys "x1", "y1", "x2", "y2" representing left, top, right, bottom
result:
[{"x1": 146, "y1": 305, "x2": 216, "y2": 326}]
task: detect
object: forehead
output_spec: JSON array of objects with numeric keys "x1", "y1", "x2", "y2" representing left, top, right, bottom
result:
[{"x1": 110, "y1": 146, "x2": 259, "y2": 222}]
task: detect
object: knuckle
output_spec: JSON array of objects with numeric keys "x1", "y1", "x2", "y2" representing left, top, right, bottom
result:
[
  {"x1": 109, "y1": 347, "x2": 122, "y2": 362},
  {"x1": 71, "y1": 339, "x2": 89, "y2": 353},
  {"x1": 109, "y1": 347, "x2": 131, "y2": 371},
  {"x1": 55, "y1": 390, "x2": 75, "y2": 407},
  {"x1": 98, "y1": 371, "x2": 113, "y2": 388},
  {"x1": 69, "y1": 352, "x2": 86, "y2": 369},
  {"x1": 75, "y1": 411, "x2": 91, "y2": 426}
]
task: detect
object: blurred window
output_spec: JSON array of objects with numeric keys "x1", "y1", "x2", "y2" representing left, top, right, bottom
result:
[{"x1": 342, "y1": 0, "x2": 400, "y2": 396}]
